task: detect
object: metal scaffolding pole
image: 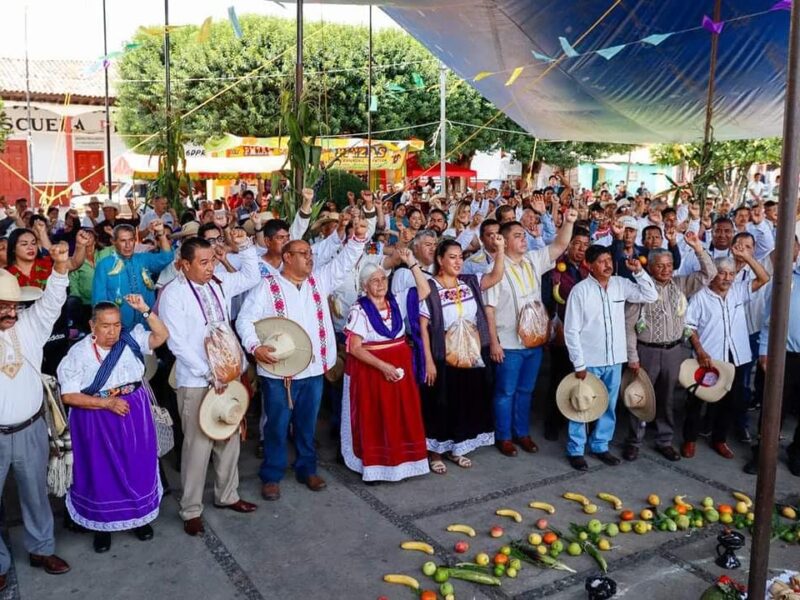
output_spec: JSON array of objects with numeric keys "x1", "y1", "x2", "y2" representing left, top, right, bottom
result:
[
  {"x1": 439, "y1": 62, "x2": 446, "y2": 197},
  {"x1": 102, "y1": 0, "x2": 113, "y2": 202}
]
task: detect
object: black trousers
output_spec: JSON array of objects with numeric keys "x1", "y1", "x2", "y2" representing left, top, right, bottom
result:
[
  {"x1": 753, "y1": 352, "x2": 800, "y2": 459},
  {"x1": 683, "y1": 364, "x2": 747, "y2": 445},
  {"x1": 544, "y1": 344, "x2": 571, "y2": 436}
]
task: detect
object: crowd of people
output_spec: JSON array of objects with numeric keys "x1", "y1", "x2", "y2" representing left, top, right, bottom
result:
[{"x1": 0, "y1": 170, "x2": 797, "y2": 589}]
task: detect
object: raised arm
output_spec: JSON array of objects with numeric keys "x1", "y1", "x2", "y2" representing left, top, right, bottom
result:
[
  {"x1": 479, "y1": 234, "x2": 506, "y2": 290},
  {"x1": 219, "y1": 230, "x2": 260, "y2": 297},
  {"x1": 395, "y1": 247, "x2": 431, "y2": 301},
  {"x1": 547, "y1": 207, "x2": 577, "y2": 262}
]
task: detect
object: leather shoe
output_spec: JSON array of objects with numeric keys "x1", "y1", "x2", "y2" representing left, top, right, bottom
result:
[
  {"x1": 261, "y1": 482, "x2": 281, "y2": 501},
  {"x1": 788, "y1": 458, "x2": 800, "y2": 477},
  {"x1": 712, "y1": 442, "x2": 735, "y2": 459},
  {"x1": 656, "y1": 445, "x2": 681, "y2": 462},
  {"x1": 681, "y1": 442, "x2": 696, "y2": 459},
  {"x1": 0, "y1": 572, "x2": 6, "y2": 592},
  {"x1": 300, "y1": 474, "x2": 327, "y2": 492},
  {"x1": 513, "y1": 436, "x2": 539, "y2": 453},
  {"x1": 568, "y1": 455, "x2": 589, "y2": 471},
  {"x1": 93, "y1": 532, "x2": 111, "y2": 553},
  {"x1": 214, "y1": 499, "x2": 257, "y2": 513},
  {"x1": 183, "y1": 517, "x2": 205, "y2": 536},
  {"x1": 495, "y1": 440, "x2": 517, "y2": 457},
  {"x1": 134, "y1": 524, "x2": 154, "y2": 540},
  {"x1": 622, "y1": 446, "x2": 638, "y2": 461},
  {"x1": 592, "y1": 451, "x2": 621, "y2": 466},
  {"x1": 29, "y1": 554, "x2": 70, "y2": 575}
]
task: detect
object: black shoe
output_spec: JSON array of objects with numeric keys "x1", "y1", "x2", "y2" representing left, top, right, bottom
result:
[
  {"x1": 134, "y1": 524, "x2": 154, "y2": 541},
  {"x1": 568, "y1": 455, "x2": 589, "y2": 471},
  {"x1": 255, "y1": 442, "x2": 264, "y2": 459},
  {"x1": 93, "y1": 532, "x2": 111, "y2": 553},
  {"x1": 743, "y1": 459, "x2": 758, "y2": 475},
  {"x1": 737, "y1": 428, "x2": 753, "y2": 444},
  {"x1": 656, "y1": 445, "x2": 681, "y2": 462},
  {"x1": 592, "y1": 451, "x2": 621, "y2": 466},
  {"x1": 544, "y1": 427, "x2": 559, "y2": 442},
  {"x1": 622, "y1": 446, "x2": 638, "y2": 461}
]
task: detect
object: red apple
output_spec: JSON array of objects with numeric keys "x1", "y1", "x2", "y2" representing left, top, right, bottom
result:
[
  {"x1": 454, "y1": 541, "x2": 469, "y2": 553},
  {"x1": 490, "y1": 526, "x2": 504, "y2": 538},
  {"x1": 536, "y1": 518, "x2": 549, "y2": 530}
]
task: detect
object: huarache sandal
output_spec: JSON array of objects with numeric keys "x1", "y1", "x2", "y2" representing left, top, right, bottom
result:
[
  {"x1": 445, "y1": 453, "x2": 472, "y2": 469},
  {"x1": 429, "y1": 459, "x2": 447, "y2": 474}
]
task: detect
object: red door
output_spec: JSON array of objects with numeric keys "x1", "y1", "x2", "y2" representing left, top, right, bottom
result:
[
  {"x1": 0, "y1": 140, "x2": 31, "y2": 203},
  {"x1": 74, "y1": 150, "x2": 105, "y2": 193}
]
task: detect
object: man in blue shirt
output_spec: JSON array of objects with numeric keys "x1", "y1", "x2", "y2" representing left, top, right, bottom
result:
[{"x1": 92, "y1": 221, "x2": 174, "y2": 328}]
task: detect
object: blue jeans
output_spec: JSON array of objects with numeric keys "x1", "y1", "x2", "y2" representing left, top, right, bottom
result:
[
  {"x1": 493, "y1": 347, "x2": 543, "y2": 440},
  {"x1": 567, "y1": 364, "x2": 622, "y2": 456},
  {"x1": 260, "y1": 375, "x2": 323, "y2": 484}
]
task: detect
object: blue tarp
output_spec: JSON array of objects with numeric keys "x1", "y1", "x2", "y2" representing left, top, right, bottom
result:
[{"x1": 347, "y1": 1, "x2": 792, "y2": 143}]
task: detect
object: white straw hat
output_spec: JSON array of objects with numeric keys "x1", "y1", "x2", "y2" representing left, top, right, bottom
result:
[
  {"x1": 556, "y1": 372, "x2": 609, "y2": 423},
  {"x1": 199, "y1": 380, "x2": 249, "y2": 441}
]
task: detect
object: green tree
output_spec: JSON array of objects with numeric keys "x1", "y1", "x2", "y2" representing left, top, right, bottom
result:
[{"x1": 115, "y1": 15, "x2": 627, "y2": 175}]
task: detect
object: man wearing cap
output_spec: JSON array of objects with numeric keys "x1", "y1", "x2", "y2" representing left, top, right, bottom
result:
[
  {"x1": 236, "y1": 217, "x2": 370, "y2": 501},
  {"x1": 158, "y1": 231, "x2": 260, "y2": 536},
  {"x1": 0, "y1": 243, "x2": 73, "y2": 588},
  {"x1": 622, "y1": 231, "x2": 716, "y2": 462},
  {"x1": 682, "y1": 251, "x2": 770, "y2": 459},
  {"x1": 563, "y1": 244, "x2": 658, "y2": 471},
  {"x1": 611, "y1": 217, "x2": 680, "y2": 281}
]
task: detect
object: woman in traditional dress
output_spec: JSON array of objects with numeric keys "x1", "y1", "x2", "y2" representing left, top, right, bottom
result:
[
  {"x1": 341, "y1": 248, "x2": 431, "y2": 482},
  {"x1": 57, "y1": 295, "x2": 168, "y2": 553},
  {"x1": 420, "y1": 237, "x2": 505, "y2": 474}
]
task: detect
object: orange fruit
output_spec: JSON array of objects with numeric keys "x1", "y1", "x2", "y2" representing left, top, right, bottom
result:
[
  {"x1": 542, "y1": 532, "x2": 558, "y2": 545},
  {"x1": 620, "y1": 510, "x2": 635, "y2": 522},
  {"x1": 493, "y1": 553, "x2": 509, "y2": 565},
  {"x1": 718, "y1": 504, "x2": 734, "y2": 515},
  {"x1": 675, "y1": 504, "x2": 688, "y2": 515},
  {"x1": 421, "y1": 591, "x2": 437, "y2": 600}
]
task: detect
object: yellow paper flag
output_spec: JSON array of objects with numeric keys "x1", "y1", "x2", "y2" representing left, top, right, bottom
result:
[
  {"x1": 197, "y1": 17, "x2": 212, "y2": 43},
  {"x1": 505, "y1": 66, "x2": 524, "y2": 86},
  {"x1": 473, "y1": 71, "x2": 493, "y2": 82}
]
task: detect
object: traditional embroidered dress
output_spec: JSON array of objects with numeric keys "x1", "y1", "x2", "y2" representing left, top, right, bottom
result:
[
  {"x1": 57, "y1": 325, "x2": 161, "y2": 531},
  {"x1": 341, "y1": 291, "x2": 429, "y2": 482}
]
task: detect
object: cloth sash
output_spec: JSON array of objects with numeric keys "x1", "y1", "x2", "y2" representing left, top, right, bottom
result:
[{"x1": 81, "y1": 331, "x2": 144, "y2": 396}]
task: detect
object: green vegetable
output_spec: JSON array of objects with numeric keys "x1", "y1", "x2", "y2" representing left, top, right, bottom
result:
[
  {"x1": 510, "y1": 542, "x2": 576, "y2": 573},
  {"x1": 445, "y1": 568, "x2": 502, "y2": 586}
]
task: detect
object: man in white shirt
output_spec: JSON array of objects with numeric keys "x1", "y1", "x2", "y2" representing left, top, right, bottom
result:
[
  {"x1": 0, "y1": 245, "x2": 72, "y2": 588},
  {"x1": 237, "y1": 218, "x2": 369, "y2": 501},
  {"x1": 563, "y1": 244, "x2": 658, "y2": 471},
  {"x1": 158, "y1": 232, "x2": 260, "y2": 536},
  {"x1": 391, "y1": 229, "x2": 437, "y2": 295},
  {"x1": 485, "y1": 210, "x2": 577, "y2": 457},
  {"x1": 139, "y1": 196, "x2": 175, "y2": 232},
  {"x1": 747, "y1": 172, "x2": 766, "y2": 203}
]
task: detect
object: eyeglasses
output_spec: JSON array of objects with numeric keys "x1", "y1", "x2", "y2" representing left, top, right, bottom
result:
[
  {"x1": 0, "y1": 304, "x2": 24, "y2": 315},
  {"x1": 287, "y1": 249, "x2": 313, "y2": 258},
  {"x1": 205, "y1": 236, "x2": 225, "y2": 245}
]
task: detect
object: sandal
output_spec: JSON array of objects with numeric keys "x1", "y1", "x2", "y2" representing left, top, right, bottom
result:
[
  {"x1": 429, "y1": 459, "x2": 447, "y2": 475},
  {"x1": 445, "y1": 453, "x2": 472, "y2": 469}
]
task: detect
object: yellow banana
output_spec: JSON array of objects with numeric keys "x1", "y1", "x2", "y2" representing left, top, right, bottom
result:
[
  {"x1": 563, "y1": 492, "x2": 591, "y2": 506},
  {"x1": 552, "y1": 283, "x2": 566, "y2": 305},
  {"x1": 674, "y1": 495, "x2": 693, "y2": 509},
  {"x1": 400, "y1": 541, "x2": 435, "y2": 555},
  {"x1": 597, "y1": 492, "x2": 623, "y2": 510},
  {"x1": 383, "y1": 574, "x2": 420, "y2": 590},
  {"x1": 446, "y1": 524, "x2": 477, "y2": 537},
  {"x1": 496, "y1": 508, "x2": 523, "y2": 523},
  {"x1": 732, "y1": 491, "x2": 753, "y2": 508},
  {"x1": 529, "y1": 501, "x2": 556, "y2": 515},
  {"x1": 107, "y1": 258, "x2": 124, "y2": 276}
]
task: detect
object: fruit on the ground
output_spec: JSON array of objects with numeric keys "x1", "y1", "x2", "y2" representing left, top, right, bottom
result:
[
  {"x1": 500, "y1": 545, "x2": 512, "y2": 556},
  {"x1": 433, "y1": 568, "x2": 450, "y2": 583},
  {"x1": 720, "y1": 513, "x2": 734, "y2": 524},
  {"x1": 509, "y1": 558, "x2": 522, "y2": 570},
  {"x1": 674, "y1": 495, "x2": 692, "y2": 509},
  {"x1": 782, "y1": 506, "x2": 797, "y2": 520},
  {"x1": 735, "y1": 501, "x2": 749, "y2": 515},
  {"x1": 676, "y1": 515, "x2": 691, "y2": 530},
  {"x1": 422, "y1": 562, "x2": 437, "y2": 576},
  {"x1": 496, "y1": 508, "x2": 523, "y2": 523},
  {"x1": 567, "y1": 542, "x2": 582, "y2": 556},
  {"x1": 445, "y1": 594, "x2": 455, "y2": 600},
  {"x1": 493, "y1": 553, "x2": 509, "y2": 565},
  {"x1": 675, "y1": 504, "x2": 688, "y2": 515},
  {"x1": 583, "y1": 503, "x2": 599, "y2": 515},
  {"x1": 454, "y1": 541, "x2": 469, "y2": 553},
  {"x1": 587, "y1": 519, "x2": 603, "y2": 535},
  {"x1": 490, "y1": 526, "x2": 504, "y2": 538},
  {"x1": 536, "y1": 545, "x2": 548, "y2": 555},
  {"x1": 440, "y1": 582, "x2": 455, "y2": 596},
  {"x1": 647, "y1": 494, "x2": 661, "y2": 507},
  {"x1": 563, "y1": 492, "x2": 591, "y2": 506},
  {"x1": 702, "y1": 497, "x2": 715, "y2": 509},
  {"x1": 620, "y1": 510, "x2": 635, "y2": 521},
  {"x1": 536, "y1": 518, "x2": 549, "y2": 530},
  {"x1": 597, "y1": 493, "x2": 623, "y2": 510},
  {"x1": 718, "y1": 504, "x2": 734, "y2": 515},
  {"x1": 606, "y1": 523, "x2": 619, "y2": 537},
  {"x1": 446, "y1": 524, "x2": 477, "y2": 537},
  {"x1": 665, "y1": 507, "x2": 679, "y2": 519},
  {"x1": 494, "y1": 565, "x2": 505, "y2": 577},
  {"x1": 694, "y1": 518, "x2": 704, "y2": 528},
  {"x1": 598, "y1": 538, "x2": 611, "y2": 551},
  {"x1": 529, "y1": 501, "x2": 556, "y2": 514},
  {"x1": 528, "y1": 532, "x2": 542, "y2": 545},
  {"x1": 543, "y1": 531, "x2": 558, "y2": 545},
  {"x1": 619, "y1": 521, "x2": 632, "y2": 533},
  {"x1": 421, "y1": 591, "x2": 437, "y2": 600},
  {"x1": 579, "y1": 531, "x2": 589, "y2": 541},
  {"x1": 746, "y1": 512, "x2": 755, "y2": 521},
  {"x1": 664, "y1": 518, "x2": 678, "y2": 532},
  {"x1": 634, "y1": 521, "x2": 649, "y2": 535},
  {"x1": 551, "y1": 540, "x2": 564, "y2": 554},
  {"x1": 475, "y1": 552, "x2": 490, "y2": 566},
  {"x1": 640, "y1": 509, "x2": 654, "y2": 521},
  {"x1": 732, "y1": 491, "x2": 753, "y2": 508},
  {"x1": 704, "y1": 508, "x2": 720, "y2": 523},
  {"x1": 383, "y1": 574, "x2": 420, "y2": 589},
  {"x1": 506, "y1": 566, "x2": 518, "y2": 578},
  {"x1": 401, "y1": 541, "x2": 435, "y2": 554}
]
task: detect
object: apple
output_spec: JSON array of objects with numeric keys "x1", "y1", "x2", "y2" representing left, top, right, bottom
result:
[
  {"x1": 454, "y1": 541, "x2": 469, "y2": 553},
  {"x1": 490, "y1": 526, "x2": 504, "y2": 538},
  {"x1": 536, "y1": 518, "x2": 549, "y2": 530}
]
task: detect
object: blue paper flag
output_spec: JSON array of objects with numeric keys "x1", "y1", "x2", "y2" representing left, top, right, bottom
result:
[
  {"x1": 641, "y1": 33, "x2": 673, "y2": 46},
  {"x1": 228, "y1": 6, "x2": 243, "y2": 39},
  {"x1": 531, "y1": 50, "x2": 554, "y2": 62},
  {"x1": 595, "y1": 45, "x2": 626, "y2": 60},
  {"x1": 559, "y1": 36, "x2": 580, "y2": 58}
]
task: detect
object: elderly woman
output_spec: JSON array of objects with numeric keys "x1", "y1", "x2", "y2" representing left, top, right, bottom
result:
[
  {"x1": 341, "y1": 249, "x2": 431, "y2": 482},
  {"x1": 419, "y1": 237, "x2": 505, "y2": 473},
  {"x1": 57, "y1": 295, "x2": 169, "y2": 553}
]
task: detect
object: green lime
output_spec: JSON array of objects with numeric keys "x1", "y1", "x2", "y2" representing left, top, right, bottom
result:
[
  {"x1": 422, "y1": 561, "x2": 437, "y2": 577},
  {"x1": 433, "y1": 568, "x2": 450, "y2": 583},
  {"x1": 440, "y1": 582, "x2": 454, "y2": 596}
]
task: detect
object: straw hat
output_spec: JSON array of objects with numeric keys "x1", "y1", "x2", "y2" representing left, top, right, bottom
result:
[
  {"x1": 170, "y1": 221, "x2": 199, "y2": 239},
  {"x1": 678, "y1": 358, "x2": 735, "y2": 403},
  {"x1": 199, "y1": 380, "x2": 249, "y2": 441},
  {"x1": 102, "y1": 201, "x2": 120, "y2": 211},
  {"x1": 253, "y1": 317, "x2": 313, "y2": 378},
  {"x1": 621, "y1": 368, "x2": 656, "y2": 422},
  {"x1": 556, "y1": 372, "x2": 609, "y2": 423},
  {"x1": 324, "y1": 352, "x2": 345, "y2": 383},
  {"x1": 87, "y1": 196, "x2": 101, "y2": 205},
  {"x1": 311, "y1": 212, "x2": 340, "y2": 232},
  {"x1": 0, "y1": 270, "x2": 42, "y2": 303}
]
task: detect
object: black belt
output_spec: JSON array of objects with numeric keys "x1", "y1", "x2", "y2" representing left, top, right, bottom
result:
[
  {"x1": 639, "y1": 339, "x2": 683, "y2": 350},
  {"x1": 0, "y1": 410, "x2": 42, "y2": 435}
]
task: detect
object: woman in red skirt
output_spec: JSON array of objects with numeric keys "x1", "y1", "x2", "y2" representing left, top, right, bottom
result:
[{"x1": 341, "y1": 249, "x2": 431, "y2": 482}]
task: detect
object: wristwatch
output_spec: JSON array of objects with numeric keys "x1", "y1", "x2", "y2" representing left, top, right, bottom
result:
[{"x1": 141, "y1": 310, "x2": 151, "y2": 319}]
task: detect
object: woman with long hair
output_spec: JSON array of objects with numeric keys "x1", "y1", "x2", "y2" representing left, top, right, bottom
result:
[{"x1": 443, "y1": 200, "x2": 480, "y2": 252}]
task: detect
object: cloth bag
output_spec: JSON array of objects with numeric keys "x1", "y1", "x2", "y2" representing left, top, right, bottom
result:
[
  {"x1": 41, "y1": 373, "x2": 73, "y2": 498},
  {"x1": 204, "y1": 322, "x2": 242, "y2": 385},
  {"x1": 445, "y1": 319, "x2": 481, "y2": 368},
  {"x1": 142, "y1": 380, "x2": 174, "y2": 457}
]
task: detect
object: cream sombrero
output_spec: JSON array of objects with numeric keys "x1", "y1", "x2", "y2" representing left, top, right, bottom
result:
[
  {"x1": 679, "y1": 358, "x2": 735, "y2": 403},
  {"x1": 621, "y1": 368, "x2": 656, "y2": 422},
  {"x1": 199, "y1": 380, "x2": 249, "y2": 441},
  {"x1": 253, "y1": 317, "x2": 313, "y2": 378},
  {"x1": 556, "y1": 372, "x2": 609, "y2": 423}
]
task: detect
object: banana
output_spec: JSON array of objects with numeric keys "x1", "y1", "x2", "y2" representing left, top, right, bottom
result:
[
  {"x1": 107, "y1": 258, "x2": 124, "y2": 276},
  {"x1": 383, "y1": 574, "x2": 420, "y2": 590},
  {"x1": 529, "y1": 501, "x2": 556, "y2": 515},
  {"x1": 400, "y1": 541, "x2": 435, "y2": 555},
  {"x1": 446, "y1": 524, "x2": 477, "y2": 537},
  {"x1": 552, "y1": 283, "x2": 566, "y2": 305},
  {"x1": 674, "y1": 495, "x2": 693, "y2": 509},
  {"x1": 597, "y1": 492, "x2": 623, "y2": 510},
  {"x1": 732, "y1": 491, "x2": 753, "y2": 508},
  {"x1": 496, "y1": 508, "x2": 523, "y2": 523},
  {"x1": 563, "y1": 492, "x2": 591, "y2": 507}
]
